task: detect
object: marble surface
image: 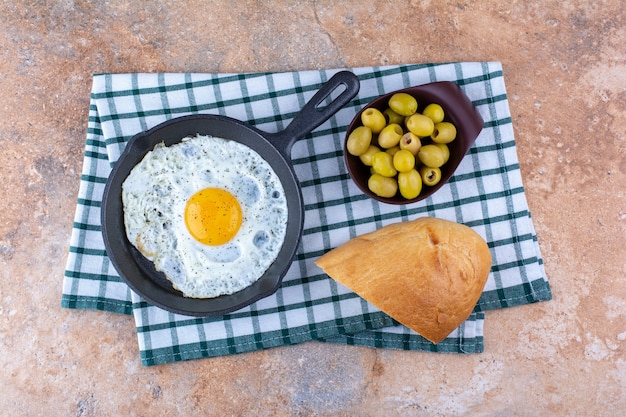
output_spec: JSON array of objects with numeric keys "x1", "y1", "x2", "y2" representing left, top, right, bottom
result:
[{"x1": 1, "y1": 1, "x2": 625, "y2": 416}]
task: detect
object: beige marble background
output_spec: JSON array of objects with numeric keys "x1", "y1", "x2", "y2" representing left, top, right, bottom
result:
[{"x1": 1, "y1": 1, "x2": 625, "y2": 416}]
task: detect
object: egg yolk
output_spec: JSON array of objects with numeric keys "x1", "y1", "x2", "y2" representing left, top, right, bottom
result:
[{"x1": 184, "y1": 188, "x2": 242, "y2": 246}]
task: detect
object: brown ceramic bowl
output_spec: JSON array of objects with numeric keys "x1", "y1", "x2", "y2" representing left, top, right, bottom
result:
[{"x1": 344, "y1": 81, "x2": 484, "y2": 205}]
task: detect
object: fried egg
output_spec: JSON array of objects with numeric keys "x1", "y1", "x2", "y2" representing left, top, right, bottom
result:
[{"x1": 121, "y1": 134, "x2": 288, "y2": 299}]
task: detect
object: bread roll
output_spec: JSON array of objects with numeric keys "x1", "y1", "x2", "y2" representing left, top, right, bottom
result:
[{"x1": 315, "y1": 217, "x2": 491, "y2": 344}]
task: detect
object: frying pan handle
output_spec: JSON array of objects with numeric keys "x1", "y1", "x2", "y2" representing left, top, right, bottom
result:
[{"x1": 266, "y1": 70, "x2": 360, "y2": 159}]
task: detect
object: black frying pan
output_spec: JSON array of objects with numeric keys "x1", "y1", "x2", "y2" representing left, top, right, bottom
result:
[{"x1": 101, "y1": 71, "x2": 360, "y2": 316}]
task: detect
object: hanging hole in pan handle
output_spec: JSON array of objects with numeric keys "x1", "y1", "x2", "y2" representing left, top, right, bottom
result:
[{"x1": 267, "y1": 70, "x2": 360, "y2": 159}]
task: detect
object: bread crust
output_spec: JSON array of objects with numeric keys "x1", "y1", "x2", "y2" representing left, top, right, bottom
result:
[{"x1": 315, "y1": 217, "x2": 492, "y2": 344}]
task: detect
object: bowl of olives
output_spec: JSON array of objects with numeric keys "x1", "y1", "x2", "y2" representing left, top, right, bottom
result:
[{"x1": 344, "y1": 81, "x2": 484, "y2": 205}]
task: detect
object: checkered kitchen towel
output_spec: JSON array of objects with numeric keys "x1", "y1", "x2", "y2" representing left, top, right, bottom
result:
[{"x1": 62, "y1": 62, "x2": 551, "y2": 366}]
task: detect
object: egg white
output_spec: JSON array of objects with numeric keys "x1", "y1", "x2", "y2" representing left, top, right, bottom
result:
[{"x1": 122, "y1": 134, "x2": 288, "y2": 299}]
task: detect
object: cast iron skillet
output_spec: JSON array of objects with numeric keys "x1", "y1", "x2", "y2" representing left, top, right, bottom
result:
[{"x1": 101, "y1": 71, "x2": 360, "y2": 316}]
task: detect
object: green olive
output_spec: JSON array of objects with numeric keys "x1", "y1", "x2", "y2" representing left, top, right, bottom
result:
[
  {"x1": 399, "y1": 132, "x2": 421, "y2": 155},
  {"x1": 383, "y1": 107, "x2": 404, "y2": 125},
  {"x1": 417, "y1": 144, "x2": 445, "y2": 168},
  {"x1": 359, "y1": 145, "x2": 381, "y2": 166},
  {"x1": 351, "y1": 99, "x2": 453, "y2": 201},
  {"x1": 422, "y1": 103, "x2": 445, "y2": 123},
  {"x1": 368, "y1": 173, "x2": 398, "y2": 198},
  {"x1": 377, "y1": 123, "x2": 403, "y2": 149},
  {"x1": 388, "y1": 93, "x2": 418, "y2": 116},
  {"x1": 398, "y1": 169, "x2": 422, "y2": 199},
  {"x1": 346, "y1": 126, "x2": 372, "y2": 156},
  {"x1": 431, "y1": 122, "x2": 457, "y2": 144},
  {"x1": 392, "y1": 149, "x2": 415, "y2": 173},
  {"x1": 385, "y1": 146, "x2": 400, "y2": 156},
  {"x1": 405, "y1": 113, "x2": 435, "y2": 137},
  {"x1": 419, "y1": 166, "x2": 442, "y2": 186},
  {"x1": 361, "y1": 108, "x2": 387, "y2": 134},
  {"x1": 435, "y1": 143, "x2": 450, "y2": 164},
  {"x1": 371, "y1": 151, "x2": 397, "y2": 177}
]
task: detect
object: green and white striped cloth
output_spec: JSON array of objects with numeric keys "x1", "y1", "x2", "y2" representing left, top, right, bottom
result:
[{"x1": 62, "y1": 63, "x2": 551, "y2": 366}]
